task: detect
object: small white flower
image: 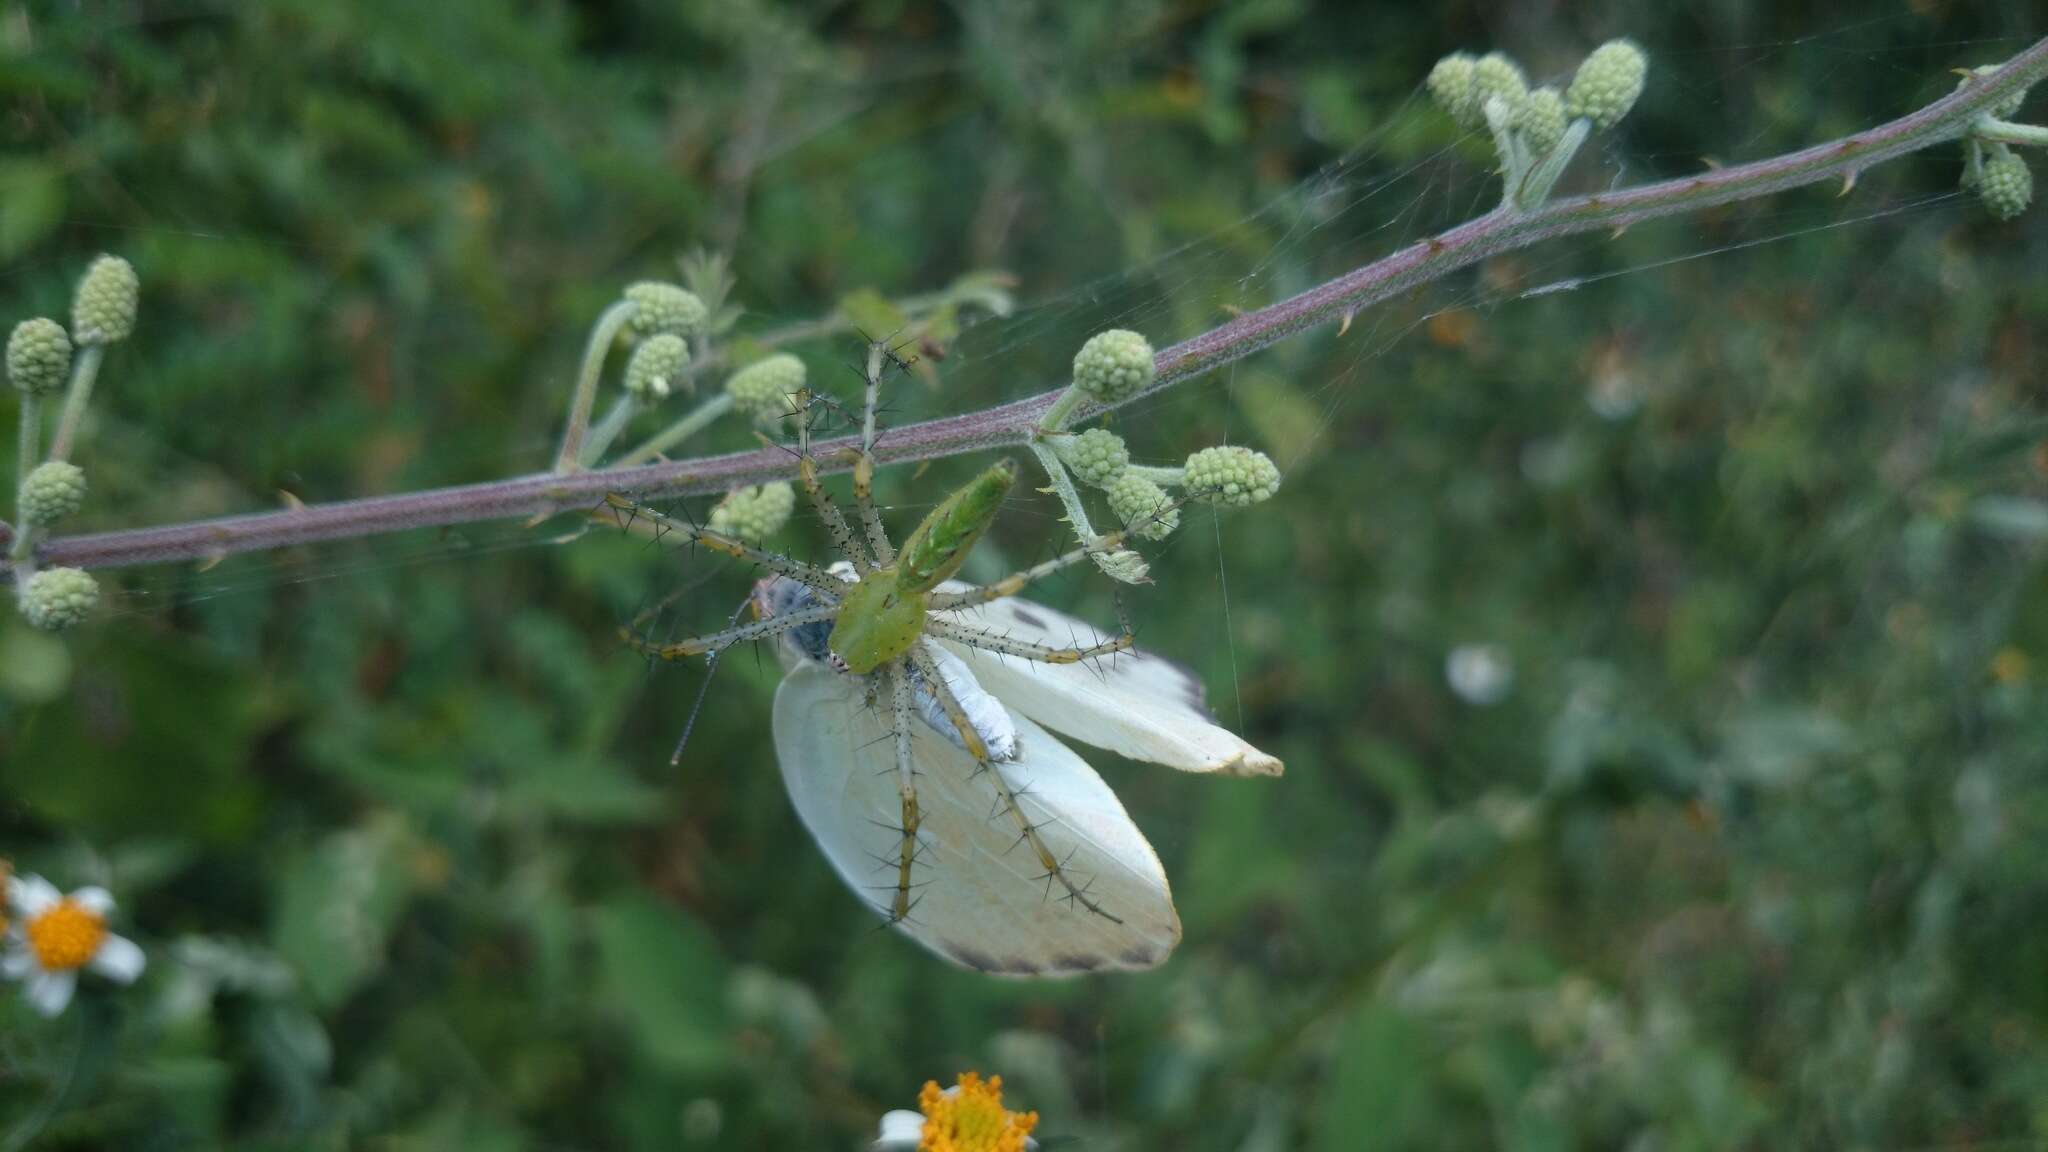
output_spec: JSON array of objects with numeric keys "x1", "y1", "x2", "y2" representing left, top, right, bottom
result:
[
  {"x1": 1446, "y1": 643, "x2": 1515, "y2": 706},
  {"x1": 869, "y1": 1074, "x2": 1040, "y2": 1151},
  {"x1": 3, "y1": 874, "x2": 145, "y2": 1017}
]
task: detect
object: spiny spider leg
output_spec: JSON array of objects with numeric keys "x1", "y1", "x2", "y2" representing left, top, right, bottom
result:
[
  {"x1": 927, "y1": 529, "x2": 1132, "y2": 611},
  {"x1": 669, "y1": 589, "x2": 754, "y2": 766},
  {"x1": 621, "y1": 603, "x2": 838, "y2": 662},
  {"x1": 846, "y1": 340, "x2": 897, "y2": 566},
  {"x1": 598, "y1": 493, "x2": 843, "y2": 595},
  {"x1": 923, "y1": 615, "x2": 1132, "y2": 666},
  {"x1": 884, "y1": 665, "x2": 925, "y2": 924},
  {"x1": 793, "y1": 388, "x2": 873, "y2": 573},
  {"x1": 903, "y1": 644, "x2": 1122, "y2": 924}
]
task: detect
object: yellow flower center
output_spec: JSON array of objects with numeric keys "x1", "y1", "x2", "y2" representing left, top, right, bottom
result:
[
  {"x1": 918, "y1": 1072, "x2": 1037, "y2": 1152},
  {"x1": 27, "y1": 899, "x2": 107, "y2": 971}
]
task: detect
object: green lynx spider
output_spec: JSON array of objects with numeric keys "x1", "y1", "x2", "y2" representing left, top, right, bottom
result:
[{"x1": 600, "y1": 342, "x2": 1142, "y2": 930}]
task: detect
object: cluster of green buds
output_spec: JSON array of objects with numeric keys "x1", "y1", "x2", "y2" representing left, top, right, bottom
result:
[
  {"x1": 1427, "y1": 39, "x2": 1648, "y2": 212},
  {"x1": 1956, "y1": 64, "x2": 2040, "y2": 221},
  {"x1": 1031, "y1": 328, "x2": 1283, "y2": 583},
  {"x1": 560, "y1": 255, "x2": 1017, "y2": 477},
  {"x1": 722, "y1": 354, "x2": 806, "y2": 426},
  {"x1": 707, "y1": 481, "x2": 797, "y2": 544},
  {"x1": 1051, "y1": 431, "x2": 1281, "y2": 539},
  {"x1": 555, "y1": 279, "x2": 716, "y2": 471},
  {"x1": 555, "y1": 261, "x2": 851, "y2": 474},
  {"x1": 8, "y1": 255, "x2": 139, "y2": 631},
  {"x1": 570, "y1": 260, "x2": 1027, "y2": 558}
]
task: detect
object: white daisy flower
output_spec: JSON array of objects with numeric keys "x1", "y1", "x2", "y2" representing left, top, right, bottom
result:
[
  {"x1": 870, "y1": 1072, "x2": 1039, "y2": 1151},
  {"x1": 3, "y1": 874, "x2": 146, "y2": 1017}
]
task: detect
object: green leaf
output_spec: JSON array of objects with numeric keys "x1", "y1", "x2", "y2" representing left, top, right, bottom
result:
[
  {"x1": 272, "y1": 816, "x2": 417, "y2": 1008},
  {"x1": 1719, "y1": 707, "x2": 1854, "y2": 788},
  {"x1": 1318, "y1": 1002, "x2": 1432, "y2": 1152},
  {"x1": 591, "y1": 894, "x2": 729, "y2": 1076},
  {"x1": 0, "y1": 160, "x2": 64, "y2": 261},
  {"x1": 1969, "y1": 495, "x2": 2048, "y2": 540},
  {"x1": 1237, "y1": 371, "x2": 1322, "y2": 468},
  {"x1": 0, "y1": 619, "x2": 74, "y2": 704},
  {"x1": 835, "y1": 288, "x2": 907, "y2": 339}
]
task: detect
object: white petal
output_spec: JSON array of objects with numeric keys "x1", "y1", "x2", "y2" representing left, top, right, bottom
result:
[
  {"x1": 24, "y1": 970, "x2": 76, "y2": 1017},
  {"x1": 9, "y1": 875, "x2": 60, "y2": 918},
  {"x1": 1, "y1": 948, "x2": 37, "y2": 980},
  {"x1": 871, "y1": 1110, "x2": 925, "y2": 1149},
  {"x1": 89, "y1": 935, "x2": 145, "y2": 984},
  {"x1": 935, "y1": 590, "x2": 1282, "y2": 777},
  {"x1": 70, "y1": 887, "x2": 115, "y2": 916}
]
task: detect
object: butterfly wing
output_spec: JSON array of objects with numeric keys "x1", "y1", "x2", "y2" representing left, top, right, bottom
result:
[
  {"x1": 773, "y1": 660, "x2": 1179, "y2": 976},
  {"x1": 935, "y1": 591, "x2": 1282, "y2": 777}
]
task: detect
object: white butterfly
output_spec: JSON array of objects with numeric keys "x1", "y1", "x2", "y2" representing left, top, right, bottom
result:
[{"x1": 768, "y1": 575, "x2": 1280, "y2": 976}]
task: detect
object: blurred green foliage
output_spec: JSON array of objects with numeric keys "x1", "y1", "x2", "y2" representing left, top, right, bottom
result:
[{"x1": 4, "y1": 1, "x2": 2048, "y2": 1149}]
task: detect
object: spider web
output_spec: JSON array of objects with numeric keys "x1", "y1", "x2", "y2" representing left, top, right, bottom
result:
[{"x1": 65, "y1": 13, "x2": 2038, "y2": 678}]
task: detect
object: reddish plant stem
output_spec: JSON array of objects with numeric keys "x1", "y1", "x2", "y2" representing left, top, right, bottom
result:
[{"x1": 10, "y1": 40, "x2": 2044, "y2": 576}]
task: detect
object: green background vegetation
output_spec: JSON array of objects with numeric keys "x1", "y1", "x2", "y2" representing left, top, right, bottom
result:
[{"x1": 4, "y1": 1, "x2": 2046, "y2": 1148}]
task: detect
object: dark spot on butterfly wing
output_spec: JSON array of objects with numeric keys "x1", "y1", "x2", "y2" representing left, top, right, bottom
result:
[
  {"x1": 1119, "y1": 650, "x2": 1214, "y2": 719},
  {"x1": 945, "y1": 943, "x2": 1001, "y2": 973},
  {"x1": 1120, "y1": 943, "x2": 1169, "y2": 969},
  {"x1": 941, "y1": 942, "x2": 1052, "y2": 977},
  {"x1": 1008, "y1": 606, "x2": 1049, "y2": 630}
]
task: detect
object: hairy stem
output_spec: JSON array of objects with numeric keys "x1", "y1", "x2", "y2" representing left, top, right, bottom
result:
[
  {"x1": 47, "y1": 344, "x2": 104, "y2": 464},
  {"x1": 1973, "y1": 116, "x2": 2048, "y2": 148},
  {"x1": 1027, "y1": 440, "x2": 1101, "y2": 543},
  {"x1": 10, "y1": 40, "x2": 2045, "y2": 576},
  {"x1": 1516, "y1": 118, "x2": 1592, "y2": 210},
  {"x1": 552, "y1": 300, "x2": 636, "y2": 473},
  {"x1": 579, "y1": 394, "x2": 644, "y2": 468},
  {"x1": 1035, "y1": 386, "x2": 1087, "y2": 434},
  {"x1": 1125, "y1": 464, "x2": 1186, "y2": 487},
  {"x1": 17, "y1": 394, "x2": 39, "y2": 487},
  {"x1": 615, "y1": 393, "x2": 736, "y2": 467}
]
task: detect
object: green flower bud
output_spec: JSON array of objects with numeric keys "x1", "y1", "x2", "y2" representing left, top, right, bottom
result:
[
  {"x1": 1518, "y1": 86, "x2": 1569, "y2": 156},
  {"x1": 1472, "y1": 52, "x2": 1528, "y2": 117},
  {"x1": 71, "y1": 255, "x2": 139, "y2": 345},
  {"x1": 624, "y1": 333, "x2": 689, "y2": 400},
  {"x1": 1183, "y1": 445, "x2": 1281, "y2": 506},
  {"x1": 624, "y1": 282, "x2": 708, "y2": 339},
  {"x1": 1566, "y1": 40, "x2": 1647, "y2": 130},
  {"x1": 18, "y1": 461, "x2": 86, "y2": 525},
  {"x1": 7, "y1": 318, "x2": 71, "y2": 395},
  {"x1": 1104, "y1": 472, "x2": 1179, "y2": 541},
  {"x1": 19, "y1": 566, "x2": 99, "y2": 631},
  {"x1": 708, "y1": 482, "x2": 796, "y2": 543},
  {"x1": 1427, "y1": 53, "x2": 1482, "y2": 129},
  {"x1": 1962, "y1": 64, "x2": 2029, "y2": 120},
  {"x1": 1978, "y1": 149, "x2": 2034, "y2": 221},
  {"x1": 725, "y1": 353, "x2": 805, "y2": 423},
  {"x1": 1071, "y1": 329, "x2": 1155, "y2": 404},
  {"x1": 1059, "y1": 428, "x2": 1130, "y2": 487}
]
